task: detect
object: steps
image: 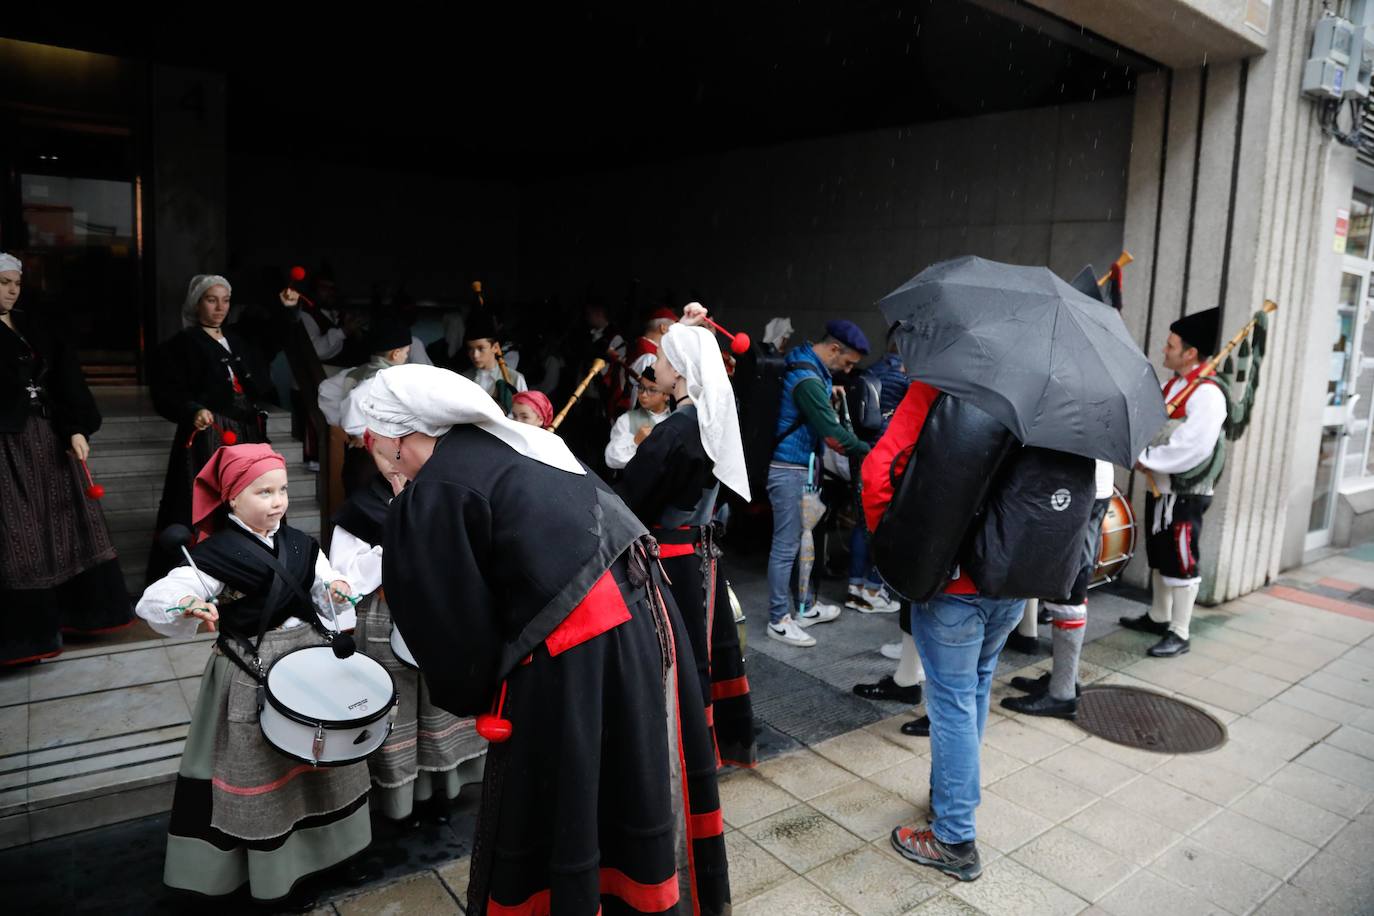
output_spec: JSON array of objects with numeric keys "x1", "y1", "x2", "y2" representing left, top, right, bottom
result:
[{"x1": 85, "y1": 388, "x2": 321, "y2": 594}]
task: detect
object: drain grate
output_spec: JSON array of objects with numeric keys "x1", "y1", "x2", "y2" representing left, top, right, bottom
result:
[{"x1": 1075, "y1": 685, "x2": 1226, "y2": 753}]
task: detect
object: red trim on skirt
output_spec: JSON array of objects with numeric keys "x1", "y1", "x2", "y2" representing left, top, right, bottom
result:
[
  {"x1": 485, "y1": 867, "x2": 681, "y2": 914},
  {"x1": 689, "y1": 809, "x2": 725, "y2": 840},
  {"x1": 710, "y1": 676, "x2": 749, "y2": 701}
]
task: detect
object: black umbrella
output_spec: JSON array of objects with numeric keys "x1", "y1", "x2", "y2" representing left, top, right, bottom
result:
[{"x1": 879, "y1": 256, "x2": 1167, "y2": 466}]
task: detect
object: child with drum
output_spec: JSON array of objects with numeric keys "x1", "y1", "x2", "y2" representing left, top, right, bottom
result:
[
  {"x1": 135, "y1": 443, "x2": 383, "y2": 910},
  {"x1": 327, "y1": 444, "x2": 487, "y2": 825}
]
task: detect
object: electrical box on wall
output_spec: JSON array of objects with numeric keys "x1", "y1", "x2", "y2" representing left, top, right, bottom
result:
[{"x1": 1305, "y1": 15, "x2": 1357, "y2": 99}]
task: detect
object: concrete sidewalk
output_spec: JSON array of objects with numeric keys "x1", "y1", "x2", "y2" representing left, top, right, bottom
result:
[{"x1": 317, "y1": 553, "x2": 1374, "y2": 916}]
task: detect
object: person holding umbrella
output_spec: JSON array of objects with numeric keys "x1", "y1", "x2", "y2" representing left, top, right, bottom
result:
[
  {"x1": 867, "y1": 257, "x2": 1166, "y2": 882},
  {"x1": 766, "y1": 320, "x2": 871, "y2": 648}
]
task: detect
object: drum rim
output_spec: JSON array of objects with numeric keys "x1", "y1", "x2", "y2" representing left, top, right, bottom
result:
[
  {"x1": 263, "y1": 646, "x2": 398, "y2": 728},
  {"x1": 261, "y1": 717, "x2": 395, "y2": 768}
]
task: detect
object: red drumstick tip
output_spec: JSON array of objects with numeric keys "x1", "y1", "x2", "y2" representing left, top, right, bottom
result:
[
  {"x1": 289, "y1": 266, "x2": 306, "y2": 282},
  {"x1": 730, "y1": 332, "x2": 751, "y2": 354},
  {"x1": 221, "y1": 430, "x2": 238, "y2": 445},
  {"x1": 86, "y1": 484, "x2": 105, "y2": 499}
]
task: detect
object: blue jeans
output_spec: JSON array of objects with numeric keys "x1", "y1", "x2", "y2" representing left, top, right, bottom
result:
[
  {"x1": 912, "y1": 592, "x2": 1026, "y2": 844},
  {"x1": 848, "y1": 525, "x2": 882, "y2": 589},
  {"x1": 767, "y1": 464, "x2": 808, "y2": 624}
]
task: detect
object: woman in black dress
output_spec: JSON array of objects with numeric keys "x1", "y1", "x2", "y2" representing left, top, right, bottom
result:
[
  {"x1": 616, "y1": 307, "x2": 758, "y2": 767},
  {"x1": 145, "y1": 274, "x2": 275, "y2": 584},
  {"x1": 0, "y1": 252, "x2": 132, "y2": 665}
]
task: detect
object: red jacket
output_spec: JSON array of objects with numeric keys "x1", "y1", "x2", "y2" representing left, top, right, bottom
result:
[{"x1": 860, "y1": 380, "x2": 977, "y2": 595}]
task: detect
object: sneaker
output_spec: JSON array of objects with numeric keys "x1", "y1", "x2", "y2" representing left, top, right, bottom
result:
[
  {"x1": 879, "y1": 641, "x2": 903, "y2": 660},
  {"x1": 844, "y1": 591, "x2": 876, "y2": 612},
  {"x1": 796, "y1": 600, "x2": 842, "y2": 628},
  {"x1": 890, "y1": 825, "x2": 982, "y2": 881},
  {"x1": 767, "y1": 616, "x2": 816, "y2": 647},
  {"x1": 859, "y1": 586, "x2": 901, "y2": 614}
]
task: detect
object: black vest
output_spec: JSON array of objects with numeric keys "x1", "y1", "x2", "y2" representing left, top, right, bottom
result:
[{"x1": 188, "y1": 522, "x2": 319, "y2": 639}]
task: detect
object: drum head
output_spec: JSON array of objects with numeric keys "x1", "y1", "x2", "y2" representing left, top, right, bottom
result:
[{"x1": 266, "y1": 646, "x2": 395, "y2": 726}]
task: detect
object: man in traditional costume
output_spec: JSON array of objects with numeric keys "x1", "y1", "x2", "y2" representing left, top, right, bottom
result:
[{"x1": 1120, "y1": 308, "x2": 1227, "y2": 659}]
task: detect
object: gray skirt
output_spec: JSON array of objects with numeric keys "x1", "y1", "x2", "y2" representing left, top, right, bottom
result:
[
  {"x1": 356, "y1": 591, "x2": 486, "y2": 820},
  {"x1": 163, "y1": 625, "x2": 373, "y2": 903}
]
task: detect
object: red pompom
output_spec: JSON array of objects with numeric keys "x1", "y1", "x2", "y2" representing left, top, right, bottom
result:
[
  {"x1": 475, "y1": 713, "x2": 512, "y2": 743},
  {"x1": 289, "y1": 265, "x2": 306, "y2": 282},
  {"x1": 221, "y1": 430, "x2": 238, "y2": 445},
  {"x1": 86, "y1": 484, "x2": 105, "y2": 499},
  {"x1": 730, "y1": 332, "x2": 751, "y2": 354}
]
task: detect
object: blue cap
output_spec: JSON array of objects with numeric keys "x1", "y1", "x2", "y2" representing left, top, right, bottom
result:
[{"x1": 824, "y1": 319, "x2": 870, "y2": 355}]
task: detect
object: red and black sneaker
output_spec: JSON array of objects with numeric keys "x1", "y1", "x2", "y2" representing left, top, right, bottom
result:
[{"x1": 890, "y1": 825, "x2": 983, "y2": 881}]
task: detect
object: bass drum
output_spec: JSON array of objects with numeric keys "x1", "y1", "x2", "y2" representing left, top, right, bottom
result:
[
  {"x1": 259, "y1": 646, "x2": 397, "y2": 766},
  {"x1": 1091, "y1": 487, "x2": 1137, "y2": 588}
]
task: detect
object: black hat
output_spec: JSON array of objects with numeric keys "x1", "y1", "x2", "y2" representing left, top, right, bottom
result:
[
  {"x1": 1170, "y1": 308, "x2": 1220, "y2": 357},
  {"x1": 464, "y1": 310, "x2": 499, "y2": 343},
  {"x1": 367, "y1": 319, "x2": 412, "y2": 355}
]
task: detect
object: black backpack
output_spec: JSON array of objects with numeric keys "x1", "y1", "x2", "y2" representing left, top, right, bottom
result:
[
  {"x1": 963, "y1": 446, "x2": 1096, "y2": 600},
  {"x1": 871, "y1": 394, "x2": 1017, "y2": 602},
  {"x1": 733, "y1": 347, "x2": 826, "y2": 503}
]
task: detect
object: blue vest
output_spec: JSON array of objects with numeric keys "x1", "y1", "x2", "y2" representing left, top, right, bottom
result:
[{"x1": 773, "y1": 344, "x2": 831, "y2": 466}]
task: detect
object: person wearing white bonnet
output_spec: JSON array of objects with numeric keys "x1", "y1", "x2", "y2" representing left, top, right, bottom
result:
[
  {"x1": 1, "y1": 251, "x2": 134, "y2": 665},
  {"x1": 348, "y1": 364, "x2": 733, "y2": 914},
  {"x1": 145, "y1": 272, "x2": 275, "y2": 584},
  {"x1": 762, "y1": 316, "x2": 793, "y2": 354},
  {"x1": 615, "y1": 303, "x2": 758, "y2": 767}
]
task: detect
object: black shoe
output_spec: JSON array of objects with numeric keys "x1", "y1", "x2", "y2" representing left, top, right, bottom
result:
[
  {"x1": 340, "y1": 857, "x2": 384, "y2": 886},
  {"x1": 266, "y1": 888, "x2": 319, "y2": 913},
  {"x1": 853, "y1": 675, "x2": 922, "y2": 705},
  {"x1": 1148, "y1": 632, "x2": 1190, "y2": 657},
  {"x1": 1009, "y1": 672, "x2": 1082, "y2": 698},
  {"x1": 1000, "y1": 691, "x2": 1079, "y2": 719},
  {"x1": 900, "y1": 715, "x2": 931, "y2": 737},
  {"x1": 1037, "y1": 605, "x2": 1053, "y2": 625},
  {"x1": 1120, "y1": 614, "x2": 1169, "y2": 636},
  {"x1": 1004, "y1": 632, "x2": 1041, "y2": 654}
]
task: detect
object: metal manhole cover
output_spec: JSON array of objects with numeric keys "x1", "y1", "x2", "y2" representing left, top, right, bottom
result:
[{"x1": 1075, "y1": 685, "x2": 1227, "y2": 753}]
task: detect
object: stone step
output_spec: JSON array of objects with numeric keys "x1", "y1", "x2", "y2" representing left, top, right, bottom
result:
[
  {"x1": 92, "y1": 412, "x2": 294, "y2": 447},
  {"x1": 0, "y1": 633, "x2": 217, "y2": 848},
  {"x1": 92, "y1": 465, "x2": 319, "y2": 512},
  {"x1": 87, "y1": 439, "x2": 306, "y2": 477}
]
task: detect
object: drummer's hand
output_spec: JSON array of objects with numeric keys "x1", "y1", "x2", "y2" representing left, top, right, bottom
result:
[
  {"x1": 330, "y1": 580, "x2": 353, "y2": 602},
  {"x1": 180, "y1": 596, "x2": 219, "y2": 631},
  {"x1": 279, "y1": 288, "x2": 300, "y2": 307},
  {"x1": 680, "y1": 302, "x2": 707, "y2": 327},
  {"x1": 69, "y1": 433, "x2": 90, "y2": 461},
  {"x1": 193, "y1": 409, "x2": 214, "y2": 430}
]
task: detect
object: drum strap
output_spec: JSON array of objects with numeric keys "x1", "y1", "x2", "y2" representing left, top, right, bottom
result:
[{"x1": 215, "y1": 528, "x2": 333, "y2": 680}]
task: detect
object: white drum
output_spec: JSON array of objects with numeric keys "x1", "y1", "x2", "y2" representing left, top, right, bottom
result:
[
  {"x1": 390, "y1": 625, "x2": 418, "y2": 669},
  {"x1": 260, "y1": 646, "x2": 398, "y2": 766}
]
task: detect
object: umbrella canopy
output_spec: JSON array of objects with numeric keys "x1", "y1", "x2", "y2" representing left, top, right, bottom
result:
[{"x1": 879, "y1": 256, "x2": 1167, "y2": 466}]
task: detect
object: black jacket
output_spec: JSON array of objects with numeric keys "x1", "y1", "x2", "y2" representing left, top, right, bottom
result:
[
  {"x1": 148, "y1": 327, "x2": 274, "y2": 427},
  {"x1": 0, "y1": 311, "x2": 101, "y2": 438}
]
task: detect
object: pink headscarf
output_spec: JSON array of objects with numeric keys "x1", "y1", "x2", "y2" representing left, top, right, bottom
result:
[
  {"x1": 191, "y1": 444, "x2": 287, "y2": 541},
  {"x1": 511, "y1": 390, "x2": 554, "y2": 428}
]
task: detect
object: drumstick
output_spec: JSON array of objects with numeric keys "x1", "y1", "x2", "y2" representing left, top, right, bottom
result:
[{"x1": 550, "y1": 359, "x2": 606, "y2": 431}]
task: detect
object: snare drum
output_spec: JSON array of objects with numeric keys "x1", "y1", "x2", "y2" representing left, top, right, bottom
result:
[
  {"x1": 259, "y1": 646, "x2": 398, "y2": 766},
  {"x1": 390, "y1": 624, "x2": 418, "y2": 669},
  {"x1": 1091, "y1": 487, "x2": 1137, "y2": 587}
]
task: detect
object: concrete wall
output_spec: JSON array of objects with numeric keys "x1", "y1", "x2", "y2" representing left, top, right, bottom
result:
[
  {"x1": 150, "y1": 66, "x2": 228, "y2": 344},
  {"x1": 516, "y1": 99, "x2": 1132, "y2": 351},
  {"x1": 1025, "y1": 0, "x2": 1269, "y2": 67},
  {"x1": 226, "y1": 158, "x2": 521, "y2": 306},
  {"x1": 1117, "y1": 0, "x2": 1338, "y2": 600}
]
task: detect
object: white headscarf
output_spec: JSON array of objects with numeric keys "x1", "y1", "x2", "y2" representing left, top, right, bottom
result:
[
  {"x1": 182, "y1": 274, "x2": 232, "y2": 327},
  {"x1": 0, "y1": 253, "x2": 21, "y2": 274},
  {"x1": 763, "y1": 317, "x2": 793, "y2": 350},
  {"x1": 348, "y1": 364, "x2": 584, "y2": 475},
  {"x1": 660, "y1": 323, "x2": 751, "y2": 502}
]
